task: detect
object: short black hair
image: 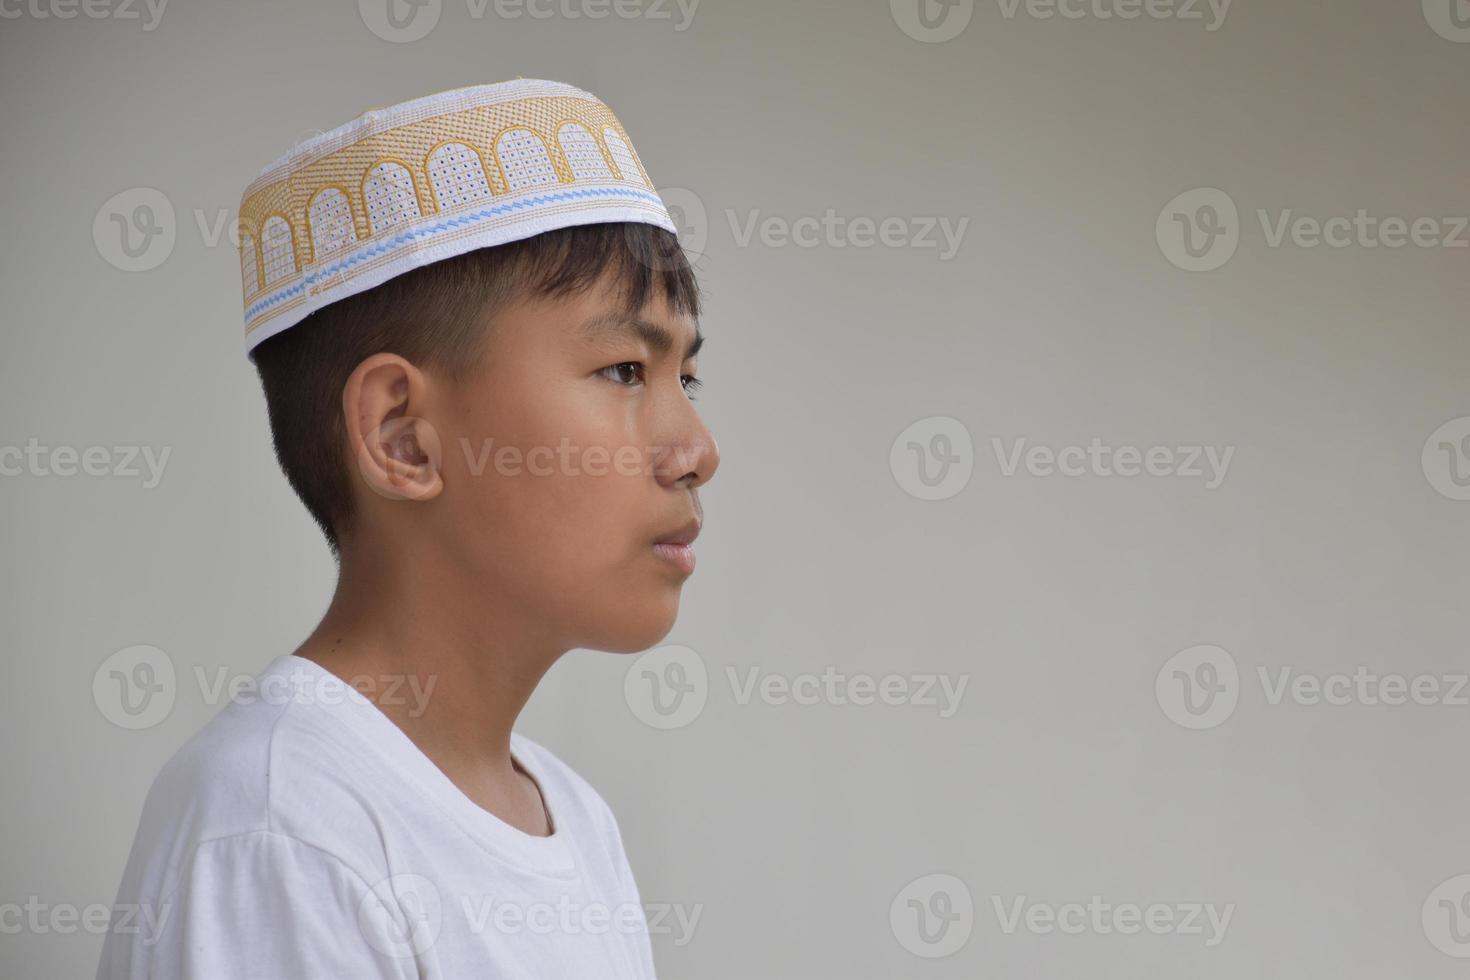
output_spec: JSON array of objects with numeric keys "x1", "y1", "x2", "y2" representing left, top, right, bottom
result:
[{"x1": 250, "y1": 222, "x2": 699, "y2": 558}]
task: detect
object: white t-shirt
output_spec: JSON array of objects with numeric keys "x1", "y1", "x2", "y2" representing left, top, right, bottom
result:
[{"x1": 96, "y1": 654, "x2": 658, "y2": 980}]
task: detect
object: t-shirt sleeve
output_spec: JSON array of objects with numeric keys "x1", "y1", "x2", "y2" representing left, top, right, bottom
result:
[{"x1": 119, "y1": 831, "x2": 424, "y2": 980}]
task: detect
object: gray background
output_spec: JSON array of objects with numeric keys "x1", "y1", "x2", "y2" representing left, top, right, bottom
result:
[{"x1": 3, "y1": 0, "x2": 1469, "y2": 977}]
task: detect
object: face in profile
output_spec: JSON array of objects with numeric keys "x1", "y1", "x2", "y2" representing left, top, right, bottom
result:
[{"x1": 432, "y1": 273, "x2": 719, "y2": 654}]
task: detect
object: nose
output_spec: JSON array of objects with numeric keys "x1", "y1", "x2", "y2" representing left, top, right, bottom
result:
[{"x1": 653, "y1": 388, "x2": 720, "y2": 491}]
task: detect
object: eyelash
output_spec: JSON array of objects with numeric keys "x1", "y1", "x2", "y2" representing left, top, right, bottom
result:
[{"x1": 600, "y1": 362, "x2": 703, "y2": 399}]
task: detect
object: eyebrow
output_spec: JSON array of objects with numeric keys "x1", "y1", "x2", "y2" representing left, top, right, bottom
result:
[{"x1": 580, "y1": 312, "x2": 704, "y2": 361}]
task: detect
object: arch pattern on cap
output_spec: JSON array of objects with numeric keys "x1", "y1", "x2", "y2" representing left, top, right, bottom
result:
[
  {"x1": 426, "y1": 140, "x2": 494, "y2": 212},
  {"x1": 557, "y1": 122, "x2": 615, "y2": 181},
  {"x1": 362, "y1": 159, "x2": 424, "y2": 236},
  {"x1": 260, "y1": 215, "x2": 295, "y2": 288},
  {"x1": 601, "y1": 127, "x2": 646, "y2": 184},
  {"x1": 494, "y1": 128, "x2": 559, "y2": 192},
  {"x1": 307, "y1": 186, "x2": 358, "y2": 260}
]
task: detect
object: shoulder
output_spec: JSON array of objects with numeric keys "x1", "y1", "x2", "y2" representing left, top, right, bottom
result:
[
  {"x1": 151, "y1": 687, "x2": 361, "y2": 828},
  {"x1": 125, "y1": 662, "x2": 394, "y2": 890}
]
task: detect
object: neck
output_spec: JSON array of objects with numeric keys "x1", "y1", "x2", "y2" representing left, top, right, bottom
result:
[{"x1": 293, "y1": 529, "x2": 567, "y2": 775}]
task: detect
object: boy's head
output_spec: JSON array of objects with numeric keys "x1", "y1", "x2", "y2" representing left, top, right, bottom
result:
[{"x1": 237, "y1": 81, "x2": 718, "y2": 653}]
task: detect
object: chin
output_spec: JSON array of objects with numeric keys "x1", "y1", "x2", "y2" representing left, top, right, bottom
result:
[{"x1": 580, "y1": 594, "x2": 682, "y2": 654}]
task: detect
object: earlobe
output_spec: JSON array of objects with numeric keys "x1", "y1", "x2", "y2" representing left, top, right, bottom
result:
[{"x1": 345, "y1": 355, "x2": 445, "y2": 503}]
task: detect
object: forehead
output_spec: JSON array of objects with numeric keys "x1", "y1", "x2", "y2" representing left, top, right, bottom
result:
[{"x1": 499, "y1": 274, "x2": 703, "y2": 360}]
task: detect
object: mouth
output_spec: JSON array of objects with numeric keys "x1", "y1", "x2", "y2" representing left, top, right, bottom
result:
[{"x1": 652, "y1": 517, "x2": 701, "y2": 575}]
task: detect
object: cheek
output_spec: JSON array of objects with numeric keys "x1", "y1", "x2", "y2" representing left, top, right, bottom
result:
[
  {"x1": 437, "y1": 384, "x2": 679, "y2": 649},
  {"x1": 445, "y1": 387, "x2": 647, "y2": 579}
]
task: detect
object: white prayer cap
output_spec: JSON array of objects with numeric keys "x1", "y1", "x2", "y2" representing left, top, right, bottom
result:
[{"x1": 236, "y1": 79, "x2": 676, "y2": 353}]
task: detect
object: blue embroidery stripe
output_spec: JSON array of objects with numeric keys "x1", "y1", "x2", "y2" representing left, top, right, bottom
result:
[{"x1": 246, "y1": 187, "x2": 666, "y2": 323}]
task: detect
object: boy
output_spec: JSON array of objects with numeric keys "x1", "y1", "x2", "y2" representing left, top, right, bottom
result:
[{"x1": 97, "y1": 79, "x2": 717, "y2": 978}]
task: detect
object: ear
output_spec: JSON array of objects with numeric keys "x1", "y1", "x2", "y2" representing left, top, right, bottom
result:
[{"x1": 343, "y1": 353, "x2": 444, "y2": 503}]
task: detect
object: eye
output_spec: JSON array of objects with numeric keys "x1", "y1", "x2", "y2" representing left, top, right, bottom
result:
[
  {"x1": 599, "y1": 362, "x2": 644, "y2": 385},
  {"x1": 599, "y1": 363, "x2": 703, "y2": 401}
]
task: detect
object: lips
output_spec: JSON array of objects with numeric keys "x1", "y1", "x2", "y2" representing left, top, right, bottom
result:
[{"x1": 652, "y1": 517, "x2": 701, "y2": 575}]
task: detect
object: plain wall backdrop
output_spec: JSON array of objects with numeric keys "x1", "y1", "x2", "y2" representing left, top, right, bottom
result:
[{"x1": 3, "y1": 0, "x2": 1469, "y2": 977}]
